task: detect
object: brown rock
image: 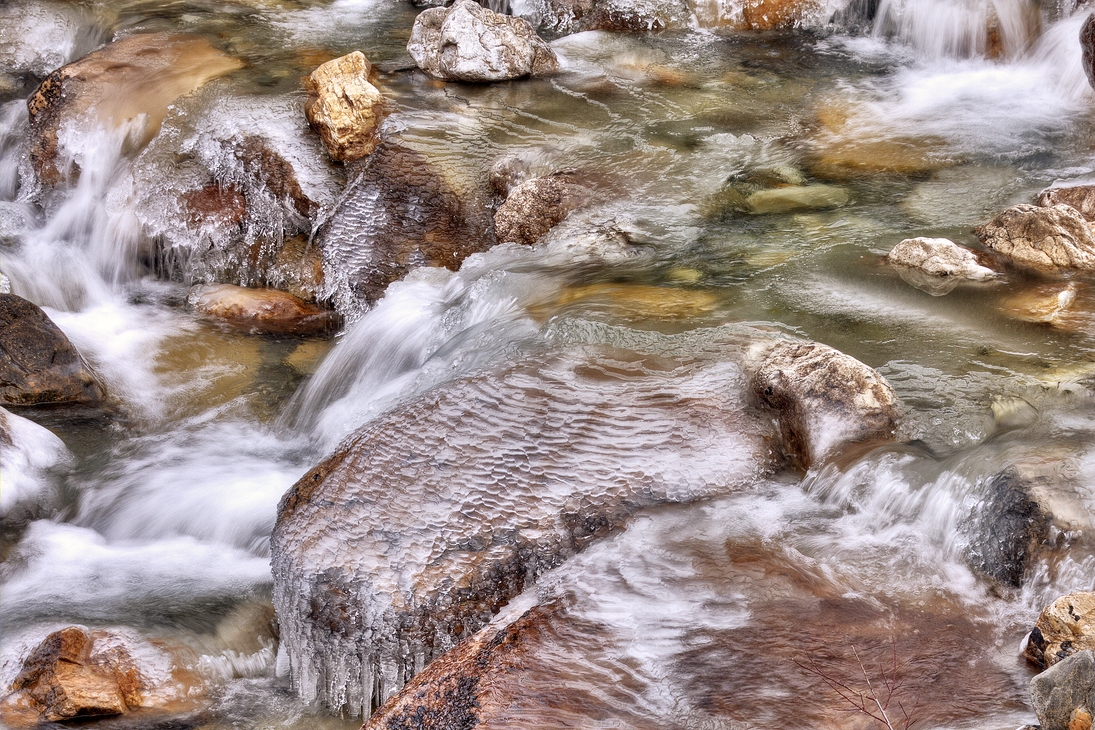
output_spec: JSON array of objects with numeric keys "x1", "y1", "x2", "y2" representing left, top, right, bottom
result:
[
  {"x1": 181, "y1": 184, "x2": 248, "y2": 228},
  {"x1": 26, "y1": 33, "x2": 242, "y2": 185},
  {"x1": 231, "y1": 135, "x2": 317, "y2": 219},
  {"x1": 1038, "y1": 184, "x2": 1095, "y2": 222},
  {"x1": 975, "y1": 204, "x2": 1095, "y2": 272},
  {"x1": 1082, "y1": 13, "x2": 1095, "y2": 92},
  {"x1": 750, "y1": 340, "x2": 899, "y2": 468},
  {"x1": 188, "y1": 284, "x2": 338, "y2": 337},
  {"x1": 740, "y1": 0, "x2": 818, "y2": 29},
  {"x1": 304, "y1": 51, "x2": 384, "y2": 163},
  {"x1": 0, "y1": 294, "x2": 104, "y2": 408},
  {"x1": 494, "y1": 175, "x2": 591, "y2": 246},
  {"x1": 1026, "y1": 592, "x2": 1095, "y2": 669}
]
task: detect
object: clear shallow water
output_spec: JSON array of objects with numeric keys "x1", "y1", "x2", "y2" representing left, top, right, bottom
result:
[{"x1": 3, "y1": 0, "x2": 1095, "y2": 726}]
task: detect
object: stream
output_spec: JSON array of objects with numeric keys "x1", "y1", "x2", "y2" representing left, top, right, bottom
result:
[{"x1": 3, "y1": 0, "x2": 1095, "y2": 726}]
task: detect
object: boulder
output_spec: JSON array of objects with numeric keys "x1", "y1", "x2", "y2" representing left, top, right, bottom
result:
[
  {"x1": 408, "y1": 0, "x2": 558, "y2": 82},
  {"x1": 271, "y1": 349, "x2": 777, "y2": 714},
  {"x1": 1082, "y1": 13, "x2": 1095, "y2": 92},
  {"x1": 885, "y1": 237, "x2": 997, "y2": 280},
  {"x1": 1026, "y1": 593, "x2": 1095, "y2": 669},
  {"x1": 313, "y1": 141, "x2": 492, "y2": 317},
  {"x1": 749, "y1": 340, "x2": 899, "y2": 468},
  {"x1": 974, "y1": 204, "x2": 1095, "y2": 273},
  {"x1": 303, "y1": 51, "x2": 385, "y2": 162},
  {"x1": 968, "y1": 467, "x2": 1052, "y2": 587},
  {"x1": 188, "y1": 284, "x2": 338, "y2": 337},
  {"x1": 0, "y1": 293, "x2": 104, "y2": 408},
  {"x1": 1031, "y1": 649, "x2": 1095, "y2": 730},
  {"x1": 26, "y1": 33, "x2": 242, "y2": 185},
  {"x1": 1039, "y1": 185, "x2": 1095, "y2": 222},
  {"x1": 494, "y1": 174, "x2": 592, "y2": 246}
]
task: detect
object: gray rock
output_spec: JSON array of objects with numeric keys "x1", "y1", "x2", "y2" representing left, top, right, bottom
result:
[
  {"x1": 1030, "y1": 649, "x2": 1095, "y2": 730},
  {"x1": 0, "y1": 294, "x2": 104, "y2": 408},
  {"x1": 974, "y1": 204, "x2": 1095, "y2": 273},
  {"x1": 886, "y1": 237, "x2": 997, "y2": 281},
  {"x1": 1082, "y1": 14, "x2": 1095, "y2": 92},
  {"x1": 407, "y1": 0, "x2": 558, "y2": 83},
  {"x1": 968, "y1": 467, "x2": 1051, "y2": 587},
  {"x1": 749, "y1": 340, "x2": 899, "y2": 468},
  {"x1": 494, "y1": 174, "x2": 592, "y2": 246},
  {"x1": 1038, "y1": 185, "x2": 1095, "y2": 222}
]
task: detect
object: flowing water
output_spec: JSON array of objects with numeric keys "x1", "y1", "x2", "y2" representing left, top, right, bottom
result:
[{"x1": 3, "y1": 0, "x2": 1095, "y2": 726}]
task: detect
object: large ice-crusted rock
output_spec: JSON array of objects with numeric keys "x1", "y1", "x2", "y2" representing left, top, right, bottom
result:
[
  {"x1": 1026, "y1": 593, "x2": 1095, "y2": 669},
  {"x1": 974, "y1": 204, "x2": 1095, "y2": 273},
  {"x1": 749, "y1": 340, "x2": 899, "y2": 468},
  {"x1": 407, "y1": 0, "x2": 559, "y2": 82},
  {"x1": 271, "y1": 348, "x2": 777, "y2": 714},
  {"x1": 886, "y1": 237, "x2": 997, "y2": 280},
  {"x1": 303, "y1": 51, "x2": 384, "y2": 162},
  {"x1": 314, "y1": 141, "x2": 491, "y2": 317},
  {"x1": 1031, "y1": 649, "x2": 1095, "y2": 730},
  {"x1": 519, "y1": 0, "x2": 691, "y2": 33},
  {"x1": 25, "y1": 32, "x2": 242, "y2": 185},
  {"x1": 0, "y1": 294, "x2": 104, "y2": 408}
]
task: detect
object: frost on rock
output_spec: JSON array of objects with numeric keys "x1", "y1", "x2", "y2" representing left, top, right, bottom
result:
[{"x1": 271, "y1": 345, "x2": 778, "y2": 715}]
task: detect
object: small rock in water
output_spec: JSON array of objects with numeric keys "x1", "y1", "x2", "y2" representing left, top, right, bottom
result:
[
  {"x1": 1082, "y1": 14, "x2": 1095, "y2": 92},
  {"x1": 744, "y1": 184, "x2": 849, "y2": 214},
  {"x1": 1031, "y1": 649, "x2": 1095, "y2": 730},
  {"x1": 408, "y1": 0, "x2": 558, "y2": 82},
  {"x1": 26, "y1": 33, "x2": 242, "y2": 185},
  {"x1": 303, "y1": 51, "x2": 385, "y2": 162},
  {"x1": 1000, "y1": 282, "x2": 1078, "y2": 326},
  {"x1": 494, "y1": 174, "x2": 592, "y2": 246},
  {"x1": 188, "y1": 284, "x2": 338, "y2": 337},
  {"x1": 975, "y1": 204, "x2": 1095, "y2": 273},
  {"x1": 886, "y1": 237, "x2": 997, "y2": 281},
  {"x1": 749, "y1": 339, "x2": 900, "y2": 469},
  {"x1": 1039, "y1": 184, "x2": 1095, "y2": 222},
  {"x1": 1026, "y1": 592, "x2": 1095, "y2": 669},
  {"x1": 0, "y1": 294, "x2": 104, "y2": 408}
]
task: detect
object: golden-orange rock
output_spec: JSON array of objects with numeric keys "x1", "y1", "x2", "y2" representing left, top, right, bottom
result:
[
  {"x1": 304, "y1": 51, "x2": 384, "y2": 162},
  {"x1": 188, "y1": 284, "x2": 338, "y2": 337}
]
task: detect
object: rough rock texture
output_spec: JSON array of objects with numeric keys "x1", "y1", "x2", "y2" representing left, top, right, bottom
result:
[
  {"x1": 303, "y1": 51, "x2": 384, "y2": 162},
  {"x1": 1039, "y1": 185, "x2": 1095, "y2": 222},
  {"x1": 886, "y1": 237, "x2": 997, "y2": 280},
  {"x1": 0, "y1": 293, "x2": 104, "y2": 407},
  {"x1": 408, "y1": 0, "x2": 558, "y2": 82},
  {"x1": 362, "y1": 603, "x2": 553, "y2": 730},
  {"x1": 26, "y1": 32, "x2": 242, "y2": 185},
  {"x1": 1082, "y1": 14, "x2": 1095, "y2": 92},
  {"x1": 1026, "y1": 593, "x2": 1095, "y2": 669},
  {"x1": 750, "y1": 340, "x2": 899, "y2": 468},
  {"x1": 1031, "y1": 649, "x2": 1095, "y2": 730},
  {"x1": 974, "y1": 204, "x2": 1095, "y2": 273},
  {"x1": 271, "y1": 348, "x2": 777, "y2": 714},
  {"x1": 968, "y1": 467, "x2": 1052, "y2": 587},
  {"x1": 314, "y1": 142, "x2": 491, "y2": 317},
  {"x1": 494, "y1": 174, "x2": 591, "y2": 246},
  {"x1": 522, "y1": 0, "x2": 691, "y2": 33},
  {"x1": 188, "y1": 284, "x2": 338, "y2": 337},
  {"x1": 737, "y1": 0, "x2": 820, "y2": 28}
]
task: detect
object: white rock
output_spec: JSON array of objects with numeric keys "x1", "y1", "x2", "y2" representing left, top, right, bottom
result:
[{"x1": 886, "y1": 237, "x2": 997, "y2": 280}]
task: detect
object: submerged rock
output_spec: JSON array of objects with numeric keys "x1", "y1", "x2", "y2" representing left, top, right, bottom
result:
[
  {"x1": 408, "y1": 0, "x2": 558, "y2": 82},
  {"x1": 1000, "y1": 282, "x2": 1077, "y2": 326},
  {"x1": 0, "y1": 293, "x2": 104, "y2": 408},
  {"x1": 1038, "y1": 184, "x2": 1095, "y2": 222},
  {"x1": 885, "y1": 237, "x2": 997, "y2": 281},
  {"x1": 1030, "y1": 649, "x2": 1095, "y2": 730},
  {"x1": 271, "y1": 349, "x2": 776, "y2": 714},
  {"x1": 303, "y1": 51, "x2": 384, "y2": 163},
  {"x1": 974, "y1": 204, "x2": 1095, "y2": 273},
  {"x1": 494, "y1": 174, "x2": 592, "y2": 246},
  {"x1": 314, "y1": 141, "x2": 491, "y2": 316},
  {"x1": 749, "y1": 340, "x2": 899, "y2": 468},
  {"x1": 26, "y1": 32, "x2": 242, "y2": 184},
  {"x1": 188, "y1": 284, "x2": 338, "y2": 337},
  {"x1": 744, "y1": 184, "x2": 849, "y2": 214},
  {"x1": 1026, "y1": 592, "x2": 1095, "y2": 669}
]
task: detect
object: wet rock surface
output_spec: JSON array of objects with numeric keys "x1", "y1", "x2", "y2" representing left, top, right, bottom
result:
[
  {"x1": 1082, "y1": 13, "x2": 1095, "y2": 92},
  {"x1": 494, "y1": 174, "x2": 592, "y2": 246},
  {"x1": 974, "y1": 204, "x2": 1095, "y2": 273},
  {"x1": 314, "y1": 141, "x2": 491, "y2": 316},
  {"x1": 1038, "y1": 185, "x2": 1095, "y2": 222},
  {"x1": 749, "y1": 339, "x2": 899, "y2": 468},
  {"x1": 408, "y1": 0, "x2": 558, "y2": 82},
  {"x1": 188, "y1": 284, "x2": 338, "y2": 337},
  {"x1": 1026, "y1": 593, "x2": 1095, "y2": 669},
  {"x1": 885, "y1": 237, "x2": 997, "y2": 281},
  {"x1": 271, "y1": 347, "x2": 777, "y2": 714},
  {"x1": 26, "y1": 32, "x2": 242, "y2": 185},
  {"x1": 1031, "y1": 649, "x2": 1095, "y2": 730},
  {"x1": 0, "y1": 293, "x2": 104, "y2": 408},
  {"x1": 968, "y1": 466, "x2": 1052, "y2": 587},
  {"x1": 303, "y1": 51, "x2": 384, "y2": 163}
]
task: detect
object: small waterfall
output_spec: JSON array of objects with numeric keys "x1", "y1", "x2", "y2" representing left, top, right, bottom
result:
[{"x1": 871, "y1": 0, "x2": 1041, "y2": 59}]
